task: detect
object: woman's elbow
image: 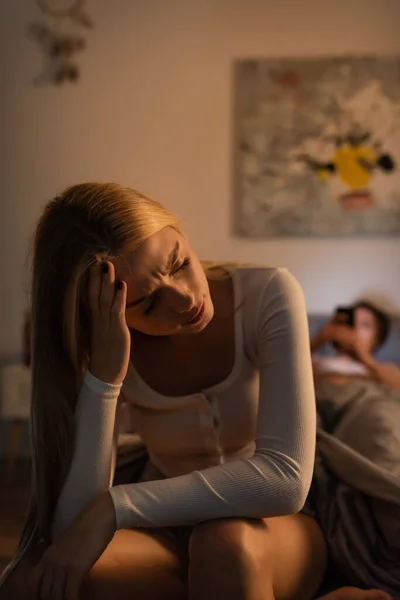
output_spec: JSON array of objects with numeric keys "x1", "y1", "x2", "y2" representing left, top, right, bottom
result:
[
  {"x1": 255, "y1": 476, "x2": 311, "y2": 518},
  {"x1": 283, "y1": 478, "x2": 310, "y2": 514}
]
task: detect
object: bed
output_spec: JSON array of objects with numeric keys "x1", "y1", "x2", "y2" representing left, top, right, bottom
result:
[{"x1": 114, "y1": 315, "x2": 400, "y2": 597}]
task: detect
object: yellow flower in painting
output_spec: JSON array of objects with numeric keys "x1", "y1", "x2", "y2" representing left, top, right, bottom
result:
[
  {"x1": 332, "y1": 143, "x2": 378, "y2": 188},
  {"x1": 299, "y1": 135, "x2": 395, "y2": 190},
  {"x1": 315, "y1": 168, "x2": 331, "y2": 182}
]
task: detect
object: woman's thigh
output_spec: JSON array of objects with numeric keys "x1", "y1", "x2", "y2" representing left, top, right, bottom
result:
[
  {"x1": 2, "y1": 515, "x2": 326, "y2": 600},
  {"x1": 1, "y1": 528, "x2": 188, "y2": 600}
]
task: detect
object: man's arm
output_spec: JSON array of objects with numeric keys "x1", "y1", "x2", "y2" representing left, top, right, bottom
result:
[
  {"x1": 359, "y1": 354, "x2": 400, "y2": 390},
  {"x1": 310, "y1": 327, "x2": 330, "y2": 352}
]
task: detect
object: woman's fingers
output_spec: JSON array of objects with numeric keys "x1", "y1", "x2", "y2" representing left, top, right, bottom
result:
[
  {"x1": 88, "y1": 260, "x2": 127, "y2": 323},
  {"x1": 37, "y1": 566, "x2": 53, "y2": 600},
  {"x1": 30, "y1": 563, "x2": 43, "y2": 599},
  {"x1": 32, "y1": 560, "x2": 82, "y2": 600},
  {"x1": 99, "y1": 261, "x2": 116, "y2": 317},
  {"x1": 50, "y1": 565, "x2": 68, "y2": 600},
  {"x1": 64, "y1": 567, "x2": 83, "y2": 600},
  {"x1": 88, "y1": 260, "x2": 118, "y2": 318},
  {"x1": 111, "y1": 279, "x2": 127, "y2": 318},
  {"x1": 31, "y1": 559, "x2": 53, "y2": 600},
  {"x1": 87, "y1": 257, "x2": 131, "y2": 384},
  {"x1": 30, "y1": 545, "x2": 60, "y2": 600}
]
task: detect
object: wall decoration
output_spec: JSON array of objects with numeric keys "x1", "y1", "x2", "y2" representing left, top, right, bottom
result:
[
  {"x1": 234, "y1": 56, "x2": 400, "y2": 237},
  {"x1": 28, "y1": 0, "x2": 94, "y2": 85}
]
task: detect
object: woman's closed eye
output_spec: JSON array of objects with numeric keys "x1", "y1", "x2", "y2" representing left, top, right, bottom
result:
[
  {"x1": 173, "y1": 257, "x2": 191, "y2": 274},
  {"x1": 143, "y1": 257, "x2": 191, "y2": 315}
]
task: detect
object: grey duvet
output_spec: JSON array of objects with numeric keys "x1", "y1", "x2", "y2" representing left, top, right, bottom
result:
[{"x1": 311, "y1": 379, "x2": 400, "y2": 596}]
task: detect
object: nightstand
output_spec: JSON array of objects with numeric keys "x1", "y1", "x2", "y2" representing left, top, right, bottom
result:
[
  {"x1": 0, "y1": 365, "x2": 147, "y2": 481},
  {"x1": 0, "y1": 364, "x2": 31, "y2": 477}
]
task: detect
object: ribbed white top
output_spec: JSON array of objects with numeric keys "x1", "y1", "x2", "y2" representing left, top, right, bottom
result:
[{"x1": 52, "y1": 267, "x2": 316, "y2": 537}]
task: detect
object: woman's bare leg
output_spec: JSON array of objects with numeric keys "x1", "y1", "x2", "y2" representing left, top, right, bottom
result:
[
  {"x1": 0, "y1": 528, "x2": 188, "y2": 600},
  {"x1": 188, "y1": 514, "x2": 393, "y2": 600},
  {"x1": 189, "y1": 514, "x2": 327, "y2": 600},
  {"x1": 2, "y1": 520, "x2": 393, "y2": 600}
]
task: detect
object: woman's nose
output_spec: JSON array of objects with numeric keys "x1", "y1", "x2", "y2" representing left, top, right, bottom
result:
[{"x1": 165, "y1": 284, "x2": 195, "y2": 314}]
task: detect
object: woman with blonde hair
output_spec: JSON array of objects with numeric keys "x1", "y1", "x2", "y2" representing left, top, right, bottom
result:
[{"x1": 0, "y1": 183, "x2": 392, "y2": 600}]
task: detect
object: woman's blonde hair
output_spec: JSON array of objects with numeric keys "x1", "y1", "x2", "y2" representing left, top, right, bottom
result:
[{"x1": 0, "y1": 182, "x2": 183, "y2": 585}]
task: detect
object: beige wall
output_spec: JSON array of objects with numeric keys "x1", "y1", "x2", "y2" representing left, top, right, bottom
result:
[{"x1": 1, "y1": 0, "x2": 400, "y2": 362}]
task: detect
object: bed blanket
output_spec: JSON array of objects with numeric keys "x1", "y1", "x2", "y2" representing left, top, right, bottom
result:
[{"x1": 311, "y1": 379, "x2": 400, "y2": 597}]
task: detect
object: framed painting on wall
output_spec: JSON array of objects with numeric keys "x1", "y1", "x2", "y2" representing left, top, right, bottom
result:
[{"x1": 233, "y1": 56, "x2": 400, "y2": 238}]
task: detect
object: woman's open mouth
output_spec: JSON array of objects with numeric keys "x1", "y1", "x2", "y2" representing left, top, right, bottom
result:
[{"x1": 187, "y1": 301, "x2": 205, "y2": 325}]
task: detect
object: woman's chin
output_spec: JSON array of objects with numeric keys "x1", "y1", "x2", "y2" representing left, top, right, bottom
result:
[{"x1": 192, "y1": 313, "x2": 213, "y2": 333}]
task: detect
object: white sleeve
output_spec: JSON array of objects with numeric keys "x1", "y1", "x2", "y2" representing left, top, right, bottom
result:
[
  {"x1": 51, "y1": 370, "x2": 122, "y2": 540},
  {"x1": 109, "y1": 269, "x2": 316, "y2": 529}
]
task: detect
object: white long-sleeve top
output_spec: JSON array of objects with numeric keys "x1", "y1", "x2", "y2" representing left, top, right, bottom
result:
[{"x1": 52, "y1": 267, "x2": 316, "y2": 538}]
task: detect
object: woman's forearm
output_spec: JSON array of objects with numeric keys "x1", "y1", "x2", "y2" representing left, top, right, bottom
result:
[{"x1": 51, "y1": 371, "x2": 121, "y2": 539}]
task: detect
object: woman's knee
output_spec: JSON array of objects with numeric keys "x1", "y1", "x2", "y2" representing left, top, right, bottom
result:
[
  {"x1": 189, "y1": 518, "x2": 271, "y2": 574},
  {"x1": 189, "y1": 516, "x2": 327, "y2": 600}
]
